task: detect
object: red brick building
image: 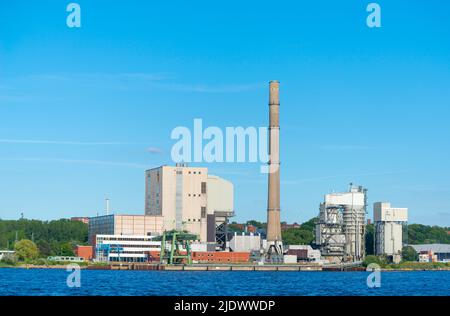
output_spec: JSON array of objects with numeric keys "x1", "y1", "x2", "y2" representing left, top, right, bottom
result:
[
  {"x1": 71, "y1": 217, "x2": 89, "y2": 225},
  {"x1": 75, "y1": 245, "x2": 93, "y2": 261},
  {"x1": 281, "y1": 222, "x2": 301, "y2": 231},
  {"x1": 146, "y1": 251, "x2": 250, "y2": 264}
]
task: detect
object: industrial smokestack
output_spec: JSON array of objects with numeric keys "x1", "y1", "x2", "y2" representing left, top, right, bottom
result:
[
  {"x1": 105, "y1": 197, "x2": 110, "y2": 216},
  {"x1": 266, "y1": 80, "x2": 283, "y2": 260}
]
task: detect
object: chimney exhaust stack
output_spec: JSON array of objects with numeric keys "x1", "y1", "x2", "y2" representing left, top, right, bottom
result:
[{"x1": 265, "y1": 80, "x2": 283, "y2": 261}]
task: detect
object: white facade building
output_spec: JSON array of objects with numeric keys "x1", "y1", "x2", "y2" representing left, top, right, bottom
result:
[
  {"x1": 95, "y1": 234, "x2": 161, "y2": 263},
  {"x1": 229, "y1": 233, "x2": 261, "y2": 252},
  {"x1": 0, "y1": 250, "x2": 15, "y2": 261},
  {"x1": 374, "y1": 202, "x2": 408, "y2": 263}
]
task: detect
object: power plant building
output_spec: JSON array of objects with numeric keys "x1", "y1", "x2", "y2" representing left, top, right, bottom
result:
[
  {"x1": 374, "y1": 202, "x2": 408, "y2": 263},
  {"x1": 316, "y1": 185, "x2": 367, "y2": 262},
  {"x1": 205, "y1": 175, "x2": 235, "y2": 250},
  {"x1": 145, "y1": 164, "x2": 234, "y2": 243}
]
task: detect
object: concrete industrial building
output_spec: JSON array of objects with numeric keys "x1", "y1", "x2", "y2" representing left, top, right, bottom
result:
[
  {"x1": 145, "y1": 164, "x2": 234, "y2": 243},
  {"x1": 374, "y1": 202, "x2": 408, "y2": 263},
  {"x1": 285, "y1": 245, "x2": 322, "y2": 263},
  {"x1": 315, "y1": 185, "x2": 367, "y2": 262},
  {"x1": 205, "y1": 175, "x2": 235, "y2": 250},
  {"x1": 411, "y1": 244, "x2": 450, "y2": 263},
  {"x1": 228, "y1": 233, "x2": 261, "y2": 253},
  {"x1": 88, "y1": 214, "x2": 164, "y2": 244}
]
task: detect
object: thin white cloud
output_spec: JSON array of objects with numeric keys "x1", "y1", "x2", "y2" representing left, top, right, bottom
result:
[
  {"x1": 317, "y1": 145, "x2": 374, "y2": 150},
  {"x1": 282, "y1": 171, "x2": 407, "y2": 185},
  {"x1": 390, "y1": 185, "x2": 450, "y2": 192},
  {"x1": 0, "y1": 139, "x2": 135, "y2": 145},
  {"x1": 146, "y1": 147, "x2": 164, "y2": 154},
  {"x1": 12, "y1": 73, "x2": 261, "y2": 94},
  {"x1": 26, "y1": 72, "x2": 168, "y2": 82},
  {"x1": 0, "y1": 95, "x2": 32, "y2": 102},
  {"x1": 151, "y1": 82, "x2": 263, "y2": 93},
  {"x1": 0, "y1": 157, "x2": 147, "y2": 169}
]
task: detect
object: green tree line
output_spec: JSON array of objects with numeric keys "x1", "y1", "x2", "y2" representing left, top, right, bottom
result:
[
  {"x1": 0, "y1": 218, "x2": 88, "y2": 257},
  {"x1": 282, "y1": 217, "x2": 316, "y2": 245},
  {"x1": 407, "y1": 224, "x2": 450, "y2": 244}
]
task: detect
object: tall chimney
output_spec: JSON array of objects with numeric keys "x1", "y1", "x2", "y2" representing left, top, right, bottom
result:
[
  {"x1": 105, "y1": 197, "x2": 110, "y2": 216},
  {"x1": 266, "y1": 80, "x2": 283, "y2": 257}
]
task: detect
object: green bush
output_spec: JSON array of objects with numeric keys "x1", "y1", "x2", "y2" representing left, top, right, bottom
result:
[
  {"x1": 363, "y1": 255, "x2": 389, "y2": 268},
  {"x1": 401, "y1": 246, "x2": 419, "y2": 262},
  {"x1": 34, "y1": 258, "x2": 48, "y2": 266},
  {"x1": 14, "y1": 239, "x2": 39, "y2": 261},
  {"x1": 363, "y1": 255, "x2": 380, "y2": 267},
  {"x1": 385, "y1": 261, "x2": 450, "y2": 270}
]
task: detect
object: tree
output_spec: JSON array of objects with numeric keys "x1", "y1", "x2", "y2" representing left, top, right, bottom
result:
[
  {"x1": 281, "y1": 218, "x2": 317, "y2": 246},
  {"x1": 365, "y1": 224, "x2": 375, "y2": 256},
  {"x1": 228, "y1": 223, "x2": 245, "y2": 233},
  {"x1": 282, "y1": 227, "x2": 314, "y2": 245},
  {"x1": 0, "y1": 218, "x2": 88, "y2": 254},
  {"x1": 407, "y1": 224, "x2": 450, "y2": 244},
  {"x1": 299, "y1": 217, "x2": 317, "y2": 232},
  {"x1": 36, "y1": 240, "x2": 52, "y2": 257},
  {"x1": 363, "y1": 255, "x2": 381, "y2": 267},
  {"x1": 402, "y1": 246, "x2": 418, "y2": 262},
  {"x1": 60, "y1": 242, "x2": 75, "y2": 256},
  {"x1": 14, "y1": 239, "x2": 39, "y2": 261},
  {"x1": 245, "y1": 220, "x2": 266, "y2": 230}
]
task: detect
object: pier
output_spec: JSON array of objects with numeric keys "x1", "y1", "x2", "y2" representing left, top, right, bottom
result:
[{"x1": 100, "y1": 263, "x2": 324, "y2": 271}]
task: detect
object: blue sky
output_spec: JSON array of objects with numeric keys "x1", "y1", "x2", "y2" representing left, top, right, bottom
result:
[{"x1": 0, "y1": 1, "x2": 449, "y2": 226}]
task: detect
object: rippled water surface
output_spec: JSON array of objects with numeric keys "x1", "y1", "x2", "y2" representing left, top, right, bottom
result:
[{"x1": 0, "y1": 268, "x2": 449, "y2": 296}]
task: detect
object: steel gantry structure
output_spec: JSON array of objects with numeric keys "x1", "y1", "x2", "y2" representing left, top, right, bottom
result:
[{"x1": 156, "y1": 231, "x2": 197, "y2": 265}]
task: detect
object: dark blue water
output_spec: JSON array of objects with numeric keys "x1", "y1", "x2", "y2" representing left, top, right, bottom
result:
[{"x1": 0, "y1": 268, "x2": 449, "y2": 296}]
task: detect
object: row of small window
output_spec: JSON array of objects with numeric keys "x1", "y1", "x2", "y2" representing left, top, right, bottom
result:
[
  {"x1": 98, "y1": 238, "x2": 153, "y2": 242},
  {"x1": 187, "y1": 194, "x2": 203, "y2": 197},
  {"x1": 92, "y1": 219, "x2": 113, "y2": 223},
  {"x1": 197, "y1": 259, "x2": 237, "y2": 262},
  {"x1": 175, "y1": 170, "x2": 202, "y2": 175},
  {"x1": 107, "y1": 251, "x2": 157, "y2": 254},
  {"x1": 108, "y1": 257, "x2": 147, "y2": 262},
  {"x1": 99, "y1": 244, "x2": 159, "y2": 248}
]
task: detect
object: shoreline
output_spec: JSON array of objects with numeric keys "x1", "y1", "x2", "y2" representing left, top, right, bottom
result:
[{"x1": 1, "y1": 264, "x2": 450, "y2": 272}]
